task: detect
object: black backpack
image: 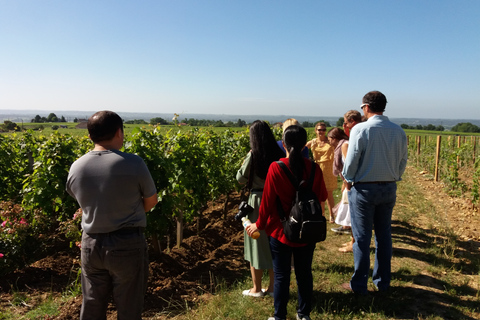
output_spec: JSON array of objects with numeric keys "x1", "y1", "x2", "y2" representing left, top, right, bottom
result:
[{"x1": 276, "y1": 160, "x2": 327, "y2": 243}]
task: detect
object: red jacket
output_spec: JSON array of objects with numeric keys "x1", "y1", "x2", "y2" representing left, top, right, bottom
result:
[{"x1": 256, "y1": 157, "x2": 328, "y2": 247}]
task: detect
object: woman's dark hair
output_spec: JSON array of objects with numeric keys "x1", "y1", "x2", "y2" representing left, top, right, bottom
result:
[
  {"x1": 282, "y1": 125, "x2": 307, "y2": 181},
  {"x1": 250, "y1": 120, "x2": 285, "y2": 179},
  {"x1": 327, "y1": 127, "x2": 349, "y2": 141},
  {"x1": 87, "y1": 110, "x2": 123, "y2": 143}
]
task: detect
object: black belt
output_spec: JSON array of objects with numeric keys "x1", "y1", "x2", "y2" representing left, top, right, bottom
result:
[
  {"x1": 355, "y1": 181, "x2": 395, "y2": 185},
  {"x1": 89, "y1": 227, "x2": 145, "y2": 236}
]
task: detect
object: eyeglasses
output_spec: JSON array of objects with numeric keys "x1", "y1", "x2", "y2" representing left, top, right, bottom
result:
[
  {"x1": 360, "y1": 103, "x2": 368, "y2": 110},
  {"x1": 316, "y1": 128, "x2": 326, "y2": 132}
]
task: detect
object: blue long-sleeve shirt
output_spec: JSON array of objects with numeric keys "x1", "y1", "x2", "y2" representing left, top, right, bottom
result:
[{"x1": 342, "y1": 115, "x2": 408, "y2": 183}]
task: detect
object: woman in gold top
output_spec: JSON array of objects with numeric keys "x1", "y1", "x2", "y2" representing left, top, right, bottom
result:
[{"x1": 306, "y1": 122, "x2": 337, "y2": 222}]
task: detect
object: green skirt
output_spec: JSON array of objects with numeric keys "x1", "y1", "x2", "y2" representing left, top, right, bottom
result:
[{"x1": 244, "y1": 191, "x2": 273, "y2": 270}]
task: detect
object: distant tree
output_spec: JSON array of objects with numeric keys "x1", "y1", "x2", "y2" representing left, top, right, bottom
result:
[
  {"x1": 1, "y1": 121, "x2": 19, "y2": 131},
  {"x1": 73, "y1": 118, "x2": 78, "y2": 123},
  {"x1": 125, "y1": 119, "x2": 148, "y2": 124},
  {"x1": 150, "y1": 117, "x2": 169, "y2": 125},
  {"x1": 60, "y1": 116, "x2": 66, "y2": 122},
  {"x1": 424, "y1": 124, "x2": 436, "y2": 131},
  {"x1": 236, "y1": 119, "x2": 246, "y2": 127},
  {"x1": 415, "y1": 125, "x2": 423, "y2": 130},
  {"x1": 400, "y1": 124, "x2": 410, "y2": 129},
  {"x1": 47, "y1": 113, "x2": 58, "y2": 122},
  {"x1": 451, "y1": 122, "x2": 480, "y2": 133},
  {"x1": 31, "y1": 115, "x2": 42, "y2": 123},
  {"x1": 214, "y1": 120, "x2": 225, "y2": 127},
  {"x1": 336, "y1": 117, "x2": 344, "y2": 127},
  {"x1": 301, "y1": 121, "x2": 315, "y2": 128},
  {"x1": 436, "y1": 125, "x2": 445, "y2": 132}
]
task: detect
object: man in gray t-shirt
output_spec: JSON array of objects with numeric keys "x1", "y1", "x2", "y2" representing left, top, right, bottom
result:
[{"x1": 66, "y1": 110, "x2": 157, "y2": 320}]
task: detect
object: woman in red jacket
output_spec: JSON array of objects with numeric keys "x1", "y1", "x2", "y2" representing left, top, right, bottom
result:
[{"x1": 246, "y1": 125, "x2": 327, "y2": 320}]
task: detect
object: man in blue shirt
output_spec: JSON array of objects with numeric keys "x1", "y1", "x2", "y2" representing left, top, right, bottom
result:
[{"x1": 341, "y1": 91, "x2": 408, "y2": 295}]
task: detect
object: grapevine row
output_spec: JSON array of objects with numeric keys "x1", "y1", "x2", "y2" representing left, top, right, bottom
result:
[{"x1": 1, "y1": 127, "x2": 270, "y2": 274}]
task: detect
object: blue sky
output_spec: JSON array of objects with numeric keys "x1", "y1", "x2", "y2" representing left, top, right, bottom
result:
[{"x1": 1, "y1": 0, "x2": 479, "y2": 119}]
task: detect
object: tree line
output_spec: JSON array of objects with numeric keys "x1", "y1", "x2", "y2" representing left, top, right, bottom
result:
[
  {"x1": 400, "y1": 122, "x2": 480, "y2": 133},
  {"x1": 31, "y1": 113, "x2": 67, "y2": 123},
  {"x1": 3, "y1": 113, "x2": 479, "y2": 133},
  {"x1": 400, "y1": 124, "x2": 445, "y2": 131}
]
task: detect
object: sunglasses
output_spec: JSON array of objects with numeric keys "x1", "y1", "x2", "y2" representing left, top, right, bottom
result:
[
  {"x1": 316, "y1": 128, "x2": 326, "y2": 132},
  {"x1": 360, "y1": 103, "x2": 368, "y2": 110}
]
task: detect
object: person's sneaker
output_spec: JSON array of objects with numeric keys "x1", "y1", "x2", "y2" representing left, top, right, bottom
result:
[
  {"x1": 331, "y1": 226, "x2": 351, "y2": 234},
  {"x1": 242, "y1": 289, "x2": 264, "y2": 297},
  {"x1": 296, "y1": 314, "x2": 311, "y2": 320}
]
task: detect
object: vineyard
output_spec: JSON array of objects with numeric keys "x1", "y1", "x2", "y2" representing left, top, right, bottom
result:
[
  {"x1": 407, "y1": 134, "x2": 480, "y2": 202},
  {"x1": 1, "y1": 127, "x2": 480, "y2": 319},
  {"x1": 0, "y1": 127, "x2": 279, "y2": 276}
]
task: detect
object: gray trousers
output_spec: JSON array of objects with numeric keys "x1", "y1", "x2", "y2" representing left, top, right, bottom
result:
[{"x1": 80, "y1": 229, "x2": 148, "y2": 320}]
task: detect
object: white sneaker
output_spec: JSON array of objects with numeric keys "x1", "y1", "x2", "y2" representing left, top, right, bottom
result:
[
  {"x1": 296, "y1": 314, "x2": 311, "y2": 320},
  {"x1": 242, "y1": 289, "x2": 264, "y2": 297}
]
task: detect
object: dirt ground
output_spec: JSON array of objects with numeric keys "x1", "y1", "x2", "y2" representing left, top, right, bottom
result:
[
  {"x1": 0, "y1": 192, "x2": 247, "y2": 319},
  {"x1": 0, "y1": 167, "x2": 479, "y2": 319}
]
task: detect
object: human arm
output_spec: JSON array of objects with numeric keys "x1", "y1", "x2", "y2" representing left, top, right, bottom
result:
[
  {"x1": 398, "y1": 132, "x2": 408, "y2": 178},
  {"x1": 340, "y1": 142, "x2": 352, "y2": 189},
  {"x1": 143, "y1": 194, "x2": 158, "y2": 212},
  {"x1": 138, "y1": 158, "x2": 158, "y2": 212},
  {"x1": 236, "y1": 151, "x2": 252, "y2": 184},
  {"x1": 342, "y1": 127, "x2": 362, "y2": 184},
  {"x1": 305, "y1": 139, "x2": 314, "y2": 149}
]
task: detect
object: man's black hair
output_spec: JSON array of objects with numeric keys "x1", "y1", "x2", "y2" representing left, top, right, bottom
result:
[
  {"x1": 87, "y1": 111, "x2": 123, "y2": 143},
  {"x1": 363, "y1": 91, "x2": 387, "y2": 113}
]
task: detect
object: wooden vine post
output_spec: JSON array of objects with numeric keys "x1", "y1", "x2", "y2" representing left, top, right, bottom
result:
[
  {"x1": 416, "y1": 136, "x2": 421, "y2": 167},
  {"x1": 176, "y1": 209, "x2": 184, "y2": 249},
  {"x1": 473, "y1": 136, "x2": 476, "y2": 164},
  {"x1": 457, "y1": 136, "x2": 462, "y2": 166},
  {"x1": 435, "y1": 135, "x2": 441, "y2": 182}
]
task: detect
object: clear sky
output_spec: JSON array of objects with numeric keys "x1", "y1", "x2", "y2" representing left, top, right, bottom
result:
[{"x1": 1, "y1": 0, "x2": 479, "y2": 119}]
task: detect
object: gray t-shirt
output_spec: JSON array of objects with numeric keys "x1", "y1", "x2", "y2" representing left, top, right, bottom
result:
[{"x1": 66, "y1": 149, "x2": 157, "y2": 233}]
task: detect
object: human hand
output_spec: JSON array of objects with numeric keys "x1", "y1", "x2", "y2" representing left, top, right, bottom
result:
[{"x1": 245, "y1": 224, "x2": 259, "y2": 238}]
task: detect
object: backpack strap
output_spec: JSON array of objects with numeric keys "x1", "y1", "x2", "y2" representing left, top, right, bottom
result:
[
  {"x1": 275, "y1": 161, "x2": 299, "y2": 189},
  {"x1": 275, "y1": 160, "x2": 317, "y2": 221},
  {"x1": 306, "y1": 160, "x2": 316, "y2": 191},
  {"x1": 275, "y1": 161, "x2": 296, "y2": 222}
]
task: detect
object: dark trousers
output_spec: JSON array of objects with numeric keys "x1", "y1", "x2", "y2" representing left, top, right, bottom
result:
[
  {"x1": 80, "y1": 230, "x2": 148, "y2": 320},
  {"x1": 349, "y1": 182, "x2": 397, "y2": 294},
  {"x1": 269, "y1": 236, "x2": 316, "y2": 320}
]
